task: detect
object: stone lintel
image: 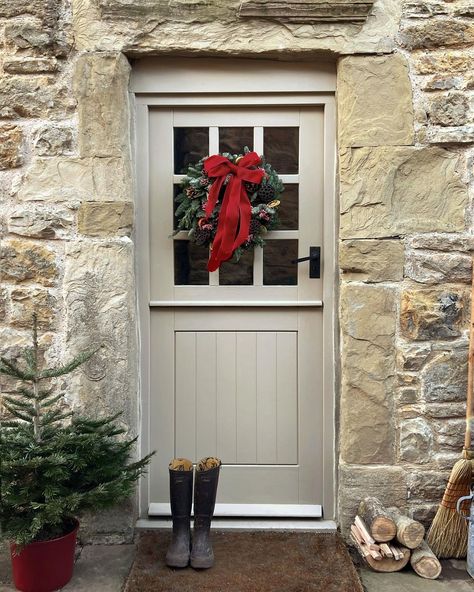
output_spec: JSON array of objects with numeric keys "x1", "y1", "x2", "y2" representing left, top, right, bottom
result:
[{"x1": 239, "y1": 0, "x2": 374, "y2": 23}]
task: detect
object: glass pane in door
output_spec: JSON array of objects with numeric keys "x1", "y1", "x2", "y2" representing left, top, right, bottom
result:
[
  {"x1": 263, "y1": 240, "x2": 298, "y2": 286},
  {"x1": 219, "y1": 127, "x2": 253, "y2": 155},
  {"x1": 264, "y1": 127, "x2": 299, "y2": 174},
  {"x1": 174, "y1": 128, "x2": 209, "y2": 174},
  {"x1": 174, "y1": 241, "x2": 209, "y2": 285}
]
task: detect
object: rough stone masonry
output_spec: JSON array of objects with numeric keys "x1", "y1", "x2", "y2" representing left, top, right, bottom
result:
[{"x1": 0, "y1": 0, "x2": 472, "y2": 540}]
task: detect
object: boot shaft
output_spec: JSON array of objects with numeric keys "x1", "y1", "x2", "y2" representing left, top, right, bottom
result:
[
  {"x1": 169, "y1": 458, "x2": 193, "y2": 518},
  {"x1": 194, "y1": 457, "x2": 221, "y2": 519}
]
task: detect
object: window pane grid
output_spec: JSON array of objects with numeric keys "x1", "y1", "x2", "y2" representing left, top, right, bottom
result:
[{"x1": 173, "y1": 125, "x2": 300, "y2": 286}]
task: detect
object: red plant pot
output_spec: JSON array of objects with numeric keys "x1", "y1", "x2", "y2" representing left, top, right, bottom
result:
[{"x1": 10, "y1": 520, "x2": 79, "y2": 592}]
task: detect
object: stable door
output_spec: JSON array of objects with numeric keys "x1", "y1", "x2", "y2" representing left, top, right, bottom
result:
[{"x1": 142, "y1": 104, "x2": 332, "y2": 518}]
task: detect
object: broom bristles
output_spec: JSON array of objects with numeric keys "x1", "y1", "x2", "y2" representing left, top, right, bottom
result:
[{"x1": 426, "y1": 458, "x2": 472, "y2": 558}]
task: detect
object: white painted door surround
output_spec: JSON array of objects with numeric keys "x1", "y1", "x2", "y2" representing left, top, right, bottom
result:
[{"x1": 133, "y1": 58, "x2": 336, "y2": 520}]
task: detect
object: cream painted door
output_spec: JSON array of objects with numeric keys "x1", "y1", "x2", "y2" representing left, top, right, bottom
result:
[{"x1": 140, "y1": 100, "x2": 334, "y2": 517}]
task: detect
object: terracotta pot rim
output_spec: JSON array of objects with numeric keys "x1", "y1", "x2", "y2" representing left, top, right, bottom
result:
[{"x1": 11, "y1": 518, "x2": 80, "y2": 549}]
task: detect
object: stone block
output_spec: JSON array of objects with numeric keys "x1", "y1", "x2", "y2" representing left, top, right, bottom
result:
[
  {"x1": 399, "y1": 19, "x2": 474, "y2": 49},
  {"x1": 0, "y1": 289, "x2": 6, "y2": 321},
  {"x1": 78, "y1": 202, "x2": 133, "y2": 237},
  {"x1": 0, "y1": 75, "x2": 74, "y2": 119},
  {"x1": 399, "y1": 418, "x2": 433, "y2": 463},
  {"x1": 434, "y1": 453, "x2": 463, "y2": 472},
  {"x1": 3, "y1": 58, "x2": 59, "y2": 75},
  {"x1": 400, "y1": 289, "x2": 466, "y2": 341},
  {"x1": 409, "y1": 234, "x2": 474, "y2": 252},
  {"x1": 425, "y1": 125, "x2": 474, "y2": 144},
  {"x1": 413, "y1": 52, "x2": 473, "y2": 75},
  {"x1": 64, "y1": 240, "x2": 137, "y2": 429},
  {"x1": 34, "y1": 125, "x2": 73, "y2": 156},
  {"x1": 0, "y1": 0, "x2": 59, "y2": 24},
  {"x1": 1, "y1": 239, "x2": 58, "y2": 287},
  {"x1": 340, "y1": 147, "x2": 468, "y2": 239},
  {"x1": 338, "y1": 464, "x2": 407, "y2": 534},
  {"x1": 338, "y1": 54, "x2": 414, "y2": 147},
  {"x1": 410, "y1": 504, "x2": 437, "y2": 527},
  {"x1": 8, "y1": 207, "x2": 74, "y2": 239},
  {"x1": 423, "y1": 75, "x2": 464, "y2": 92},
  {"x1": 339, "y1": 239, "x2": 404, "y2": 282},
  {"x1": 396, "y1": 387, "x2": 419, "y2": 406},
  {"x1": 425, "y1": 402, "x2": 466, "y2": 419},
  {"x1": 9, "y1": 288, "x2": 57, "y2": 330},
  {"x1": 433, "y1": 418, "x2": 465, "y2": 451},
  {"x1": 0, "y1": 125, "x2": 22, "y2": 169},
  {"x1": 4, "y1": 21, "x2": 57, "y2": 53},
  {"x1": 427, "y1": 92, "x2": 470, "y2": 127},
  {"x1": 422, "y1": 349, "x2": 468, "y2": 403},
  {"x1": 340, "y1": 284, "x2": 396, "y2": 464},
  {"x1": 397, "y1": 344, "x2": 431, "y2": 372},
  {"x1": 405, "y1": 251, "x2": 471, "y2": 285},
  {"x1": 74, "y1": 54, "x2": 130, "y2": 157},
  {"x1": 407, "y1": 470, "x2": 448, "y2": 503},
  {"x1": 17, "y1": 157, "x2": 131, "y2": 202}
]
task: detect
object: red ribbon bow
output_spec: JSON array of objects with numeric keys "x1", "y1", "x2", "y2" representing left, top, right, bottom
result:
[{"x1": 203, "y1": 152, "x2": 265, "y2": 272}]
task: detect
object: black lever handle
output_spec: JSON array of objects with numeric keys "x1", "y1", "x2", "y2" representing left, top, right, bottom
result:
[
  {"x1": 291, "y1": 246, "x2": 321, "y2": 279},
  {"x1": 292, "y1": 255, "x2": 319, "y2": 264}
]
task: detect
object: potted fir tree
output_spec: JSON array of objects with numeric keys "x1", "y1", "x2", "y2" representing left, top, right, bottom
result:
[{"x1": 0, "y1": 317, "x2": 153, "y2": 592}]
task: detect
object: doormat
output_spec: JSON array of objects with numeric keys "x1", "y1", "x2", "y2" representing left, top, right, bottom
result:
[{"x1": 124, "y1": 531, "x2": 363, "y2": 592}]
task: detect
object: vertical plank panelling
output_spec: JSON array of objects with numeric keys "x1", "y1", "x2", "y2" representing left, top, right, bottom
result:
[
  {"x1": 196, "y1": 332, "x2": 217, "y2": 460},
  {"x1": 236, "y1": 332, "x2": 257, "y2": 463},
  {"x1": 256, "y1": 332, "x2": 277, "y2": 463},
  {"x1": 175, "y1": 332, "x2": 197, "y2": 460},
  {"x1": 276, "y1": 332, "x2": 298, "y2": 464},
  {"x1": 216, "y1": 332, "x2": 237, "y2": 462}
]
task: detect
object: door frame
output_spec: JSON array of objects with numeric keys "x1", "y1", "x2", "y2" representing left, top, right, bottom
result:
[{"x1": 132, "y1": 58, "x2": 337, "y2": 522}]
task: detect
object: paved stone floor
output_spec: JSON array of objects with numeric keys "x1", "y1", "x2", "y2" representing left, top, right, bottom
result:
[
  {"x1": 0, "y1": 543, "x2": 135, "y2": 591},
  {"x1": 360, "y1": 559, "x2": 473, "y2": 592},
  {"x1": 1, "y1": 541, "x2": 473, "y2": 591}
]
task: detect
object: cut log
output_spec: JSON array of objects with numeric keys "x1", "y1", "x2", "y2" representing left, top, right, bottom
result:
[
  {"x1": 364, "y1": 545, "x2": 410, "y2": 572},
  {"x1": 388, "y1": 506, "x2": 425, "y2": 550},
  {"x1": 354, "y1": 515, "x2": 375, "y2": 545},
  {"x1": 350, "y1": 534, "x2": 370, "y2": 558},
  {"x1": 391, "y1": 545, "x2": 402, "y2": 561},
  {"x1": 358, "y1": 497, "x2": 397, "y2": 542},
  {"x1": 410, "y1": 541, "x2": 442, "y2": 580},
  {"x1": 379, "y1": 543, "x2": 393, "y2": 558}
]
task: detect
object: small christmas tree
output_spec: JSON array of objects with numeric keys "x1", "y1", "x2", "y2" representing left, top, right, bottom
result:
[{"x1": 0, "y1": 315, "x2": 153, "y2": 548}]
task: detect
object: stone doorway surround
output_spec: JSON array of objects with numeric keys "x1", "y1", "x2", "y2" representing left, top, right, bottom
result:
[{"x1": 1, "y1": 0, "x2": 472, "y2": 543}]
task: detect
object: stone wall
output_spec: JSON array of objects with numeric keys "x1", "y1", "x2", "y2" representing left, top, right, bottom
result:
[{"x1": 0, "y1": 0, "x2": 473, "y2": 539}]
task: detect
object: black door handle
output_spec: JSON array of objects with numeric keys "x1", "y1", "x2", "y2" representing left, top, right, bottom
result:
[{"x1": 291, "y1": 246, "x2": 321, "y2": 279}]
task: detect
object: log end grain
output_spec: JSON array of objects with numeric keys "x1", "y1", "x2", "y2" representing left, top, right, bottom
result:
[
  {"x1": 372, "y1": 516, "x2": 397, "y2": 543},
  {"x1": 364, "y1": 547, "x2": 410, "y2": 573},
  {"x1": 412, "y1": 556, "x2": 442, "y2": 580}
]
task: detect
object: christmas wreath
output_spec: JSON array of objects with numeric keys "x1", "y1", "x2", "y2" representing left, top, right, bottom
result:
[{"x1": 174, "y1": 147, "x2": 284, "y2": 271}]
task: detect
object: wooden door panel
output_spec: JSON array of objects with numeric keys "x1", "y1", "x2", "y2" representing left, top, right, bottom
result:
[
  {"x1": 174, "y1": 331, "x2": 298, "y2": 466},
  {"x1": 145, "y1": 103, "x2": 328, "y2": 513}
]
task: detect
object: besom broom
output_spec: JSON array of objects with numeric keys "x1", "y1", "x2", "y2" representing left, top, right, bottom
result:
[{"x1": 426, "y1": 258, "x2": 474, "y2": 558}]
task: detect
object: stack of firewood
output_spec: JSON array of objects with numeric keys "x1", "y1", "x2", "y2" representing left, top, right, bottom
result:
[{"x1": 350, "y1": 497, "x2": 442, "y2": 580}]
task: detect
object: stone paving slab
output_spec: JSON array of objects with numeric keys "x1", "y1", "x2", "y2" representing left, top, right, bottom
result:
[
  {"x1": 0, "y1": 543, "x2": 135, "y2": 592},
  {"x1": 360, "y1": 559, "x2": 473, "y2": 592}
]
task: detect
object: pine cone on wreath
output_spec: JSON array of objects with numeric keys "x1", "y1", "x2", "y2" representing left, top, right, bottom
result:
[
  {"x1": 245, "y1": 182, "x2": 260, "y2": 195},
  {"x1": 249, "y1": 219, "x2": 261, "y2": 237},
  {"x1": 194, "y1": 226, "x2": 211, "y2": 246},
  {"x1": 257, "y1": 184, "x2": 275, "y2": 203}
]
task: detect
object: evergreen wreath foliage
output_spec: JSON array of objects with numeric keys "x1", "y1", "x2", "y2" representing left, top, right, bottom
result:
[
  {"x1": 174, "y1": 146, "x2": 285, "y2": 261},
  {"x1": 0, "y1": 316, "x2": 154, "y2": 548}
]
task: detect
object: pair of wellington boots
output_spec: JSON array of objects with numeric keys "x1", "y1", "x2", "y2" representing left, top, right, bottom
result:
[{"x1": 165, "y1": 457, "x2": 221, "y2": 569}]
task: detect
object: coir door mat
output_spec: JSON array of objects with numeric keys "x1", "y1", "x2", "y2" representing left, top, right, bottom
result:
[{"x1": 125, "y1": 531, "x2": 363, "y2": 592}]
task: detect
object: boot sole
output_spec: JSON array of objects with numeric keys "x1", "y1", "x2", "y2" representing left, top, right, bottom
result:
[
  {"x1": 190, "y1": 556, "x2": 214, "y2": 569},
  {"x1": 166, "y1": 555, "x2": 190, "y2": 568}
]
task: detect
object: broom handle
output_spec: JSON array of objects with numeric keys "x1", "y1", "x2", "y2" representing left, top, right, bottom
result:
[{"x1": 465, "y1": 256, "x2": 474, "y2": 453}]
